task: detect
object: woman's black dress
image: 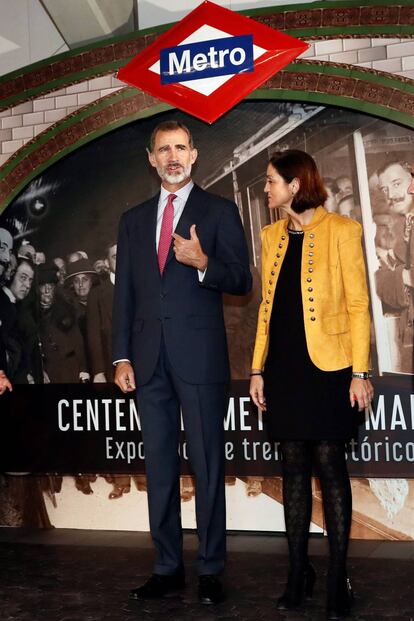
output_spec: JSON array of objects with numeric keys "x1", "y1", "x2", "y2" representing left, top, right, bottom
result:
[{"x1": 263, "y1": 229, "x2": 356, "y2": 441}]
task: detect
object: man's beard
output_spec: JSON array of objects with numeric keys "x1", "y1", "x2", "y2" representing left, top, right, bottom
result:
[{"x1": 157, "y1": 163, "x2": 191, "y2": 185}]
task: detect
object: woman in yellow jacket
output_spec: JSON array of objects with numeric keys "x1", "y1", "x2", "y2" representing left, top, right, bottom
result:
[{"x1": 250, "y1": 150, "x2": 374, "y2": 620}]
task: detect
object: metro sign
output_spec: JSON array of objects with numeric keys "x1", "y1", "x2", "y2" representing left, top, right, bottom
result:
[
  {"x1": 118, "y1": 1, "x2": 309, "y2": 124},
  {"x1": 160, "y1": 34, "x2": 254, "y2": 85}
]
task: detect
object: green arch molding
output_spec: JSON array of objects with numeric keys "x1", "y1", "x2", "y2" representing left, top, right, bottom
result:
[
  {"x1": 0, "y1": 0, "x2": 413, "y2": 110},
  {"x1": 1, "y1": 60, "x2": 414, "y2": 214}
]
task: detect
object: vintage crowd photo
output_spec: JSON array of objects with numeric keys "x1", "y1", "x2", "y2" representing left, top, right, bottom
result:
[{"x1": 1, "y1": 100, "x2": 413, "y2": 539}]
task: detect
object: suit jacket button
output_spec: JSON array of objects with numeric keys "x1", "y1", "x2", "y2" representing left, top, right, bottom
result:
[
  {"x1": 281, "y1": 235, "x2": 286, "y2": 240},
  {"x1": 309, "y1": 243, "x2": 314, "y2": 248},
  {"x1": 278, "y1": 244, "x2": 283, "y2": 249},
  {"x1": 271, "y1": 270, "x2": 275, "y2": 276},
  {"x1": 310, "y1": 233, "x2": 315, "y2": 238},
  {"x1": 307, "y1": 277, "x2": 312, "y2": 283},
  {"x1": 308, "y1": 268, "x2": 313, "y2": 273},
  {"x1": 309, "y1": 307, "x2": 315, "y2": 312},
  {"x1": 309, "y1": 297, "x2": 314, "y2": 302},
  {"x1": 310, "y1": 316, "x2": 316, "y2": 321},
  {"x1": 308, "y1": 287, "x2": 313, "y2": 292}
]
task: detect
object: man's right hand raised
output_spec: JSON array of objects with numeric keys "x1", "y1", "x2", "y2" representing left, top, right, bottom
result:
[{"x1": 114, "y1": 361, "x2": 136, "y2": 393}]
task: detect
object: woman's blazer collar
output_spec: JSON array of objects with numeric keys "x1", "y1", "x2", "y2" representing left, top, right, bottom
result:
[{"x1": 280, "y1": 205, "x2": 328, "y2": 233}]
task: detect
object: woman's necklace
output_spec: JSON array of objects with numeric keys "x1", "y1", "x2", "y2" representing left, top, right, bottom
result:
[{"x1": 287, "y1": 219, "x2": 304, "y2": 234}]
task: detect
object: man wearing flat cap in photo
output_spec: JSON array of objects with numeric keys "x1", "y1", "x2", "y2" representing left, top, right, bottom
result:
[
  {"x1": 64, "y1": 257, "x2": 99, "y2": 380},
  {"x1": 86, "y1": 242, "x2": 117, "y2": 384},
  {"x1": 113, "y1": 120, "x2": 251, "y2": 605},
  {"x1": 0, "y1": 227, "x2": 14, "y2": 395},
  {"x1": 22, "y1": 263, "x2": 89, "y2": 384}
]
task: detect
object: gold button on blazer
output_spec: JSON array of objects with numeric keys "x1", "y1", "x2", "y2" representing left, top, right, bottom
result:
[{"x1": 252, "y1": 206, "x2": 370, "y2": 373}]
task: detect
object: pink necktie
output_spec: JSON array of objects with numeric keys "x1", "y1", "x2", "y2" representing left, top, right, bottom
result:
[{"x1": 158, "y1": 193, "x2": 176, "y2": 274}]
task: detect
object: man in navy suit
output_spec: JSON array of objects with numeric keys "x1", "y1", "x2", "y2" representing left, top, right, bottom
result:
[{"x1": 113, "y1": 120, "x2": 251, "y2": 604}]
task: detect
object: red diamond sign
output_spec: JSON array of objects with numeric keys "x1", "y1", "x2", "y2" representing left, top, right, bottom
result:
[{"x1": 118, "y1": 1, "x2": 309, "y2": 124}]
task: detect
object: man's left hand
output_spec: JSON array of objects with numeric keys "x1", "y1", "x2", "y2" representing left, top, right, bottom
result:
[{"x1": 173, "y1": 224, "x2": 208, "y2": 271}]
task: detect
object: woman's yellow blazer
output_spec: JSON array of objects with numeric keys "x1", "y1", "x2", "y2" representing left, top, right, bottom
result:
[{"x1": 252, "y1": 206, "x2": 370, "y2": 373}]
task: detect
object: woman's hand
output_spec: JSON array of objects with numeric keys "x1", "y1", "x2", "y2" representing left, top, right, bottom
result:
[
  {"x1": 0, "y1": 370, "x2": 12, "y2": 395},
  {"x1": 350, "y1": 378, "x2": 374, "y2": 411},
  {"x1": 250, "y1": 373, "x2": 267, "y2": 411}
]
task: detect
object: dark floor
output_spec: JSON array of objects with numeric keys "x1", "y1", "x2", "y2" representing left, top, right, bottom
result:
[{"x1": 0, "y1": 529, "x2": 413, "y2": 621}]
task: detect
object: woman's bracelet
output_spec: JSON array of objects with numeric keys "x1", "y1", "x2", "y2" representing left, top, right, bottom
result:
[{"x1": 249, "y1": 372, "x2": 263, "y2": 376}]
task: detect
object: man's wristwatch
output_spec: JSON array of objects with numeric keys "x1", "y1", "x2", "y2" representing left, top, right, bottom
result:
[{"x1": 352, "y1": 371, "x2": 369, "y2": 379}]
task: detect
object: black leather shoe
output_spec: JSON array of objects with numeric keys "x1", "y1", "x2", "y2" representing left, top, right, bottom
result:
[
  {"x1": 198, "y1": 575, "x2": 226, "y2": 605},
  {"x1": 129, "y1": 572, "x2": 185, "y2": 600},
  {"x1": 276, "y1": 564, "x2": 316, "y2": 611}
]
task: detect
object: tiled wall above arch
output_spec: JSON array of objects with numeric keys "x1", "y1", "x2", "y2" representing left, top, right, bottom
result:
[{"x1": 0, "y1": 0, "x2": 413, "y2": 209}]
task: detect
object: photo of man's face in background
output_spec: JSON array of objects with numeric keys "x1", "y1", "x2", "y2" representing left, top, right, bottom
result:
[
  {"x1": 378, "y1": 163, "x2": 414, "y2": 215},
  {"x1": 0, "y1": 228, "x2": 13, "y2": 278}
]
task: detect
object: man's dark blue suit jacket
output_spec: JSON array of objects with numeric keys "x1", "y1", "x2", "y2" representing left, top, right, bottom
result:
[{"x1": 112, "y1": 184, "x2": 252, "y2": 386}]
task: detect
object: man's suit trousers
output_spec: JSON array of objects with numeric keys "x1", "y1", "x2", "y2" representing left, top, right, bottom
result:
[{"x1": 136, "y1": 335, "x2": 227, "y2": 576}]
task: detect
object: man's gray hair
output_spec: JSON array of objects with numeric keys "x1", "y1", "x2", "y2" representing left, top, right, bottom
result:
[{"x1": 149, "y1": 121, "x2": 194, "y2": 152}]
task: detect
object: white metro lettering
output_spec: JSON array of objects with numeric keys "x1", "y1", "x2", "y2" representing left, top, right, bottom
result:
[{"x1": 169, "y1": 45, "x2": 246, "y2": 75}]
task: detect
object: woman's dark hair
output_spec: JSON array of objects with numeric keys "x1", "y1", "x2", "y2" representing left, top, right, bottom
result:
[{"x1": 269, "y1": 150, "x2": 328, "y2": 213}]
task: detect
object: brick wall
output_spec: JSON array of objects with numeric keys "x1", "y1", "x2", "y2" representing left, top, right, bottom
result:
[
  {"x1": 0, "y1": 37, "x2": 413, "y2": 167},
  {"x1": 302, "y1": 37, "x2": 414, "y2": 78},
  {"x1": 0, "y1": 75, "x2": 124, "y2": 166}
]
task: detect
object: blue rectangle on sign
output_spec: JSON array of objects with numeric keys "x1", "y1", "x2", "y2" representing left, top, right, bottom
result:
[{"x1": 160, "y1": 35, "x2": 254, "y2": 85}]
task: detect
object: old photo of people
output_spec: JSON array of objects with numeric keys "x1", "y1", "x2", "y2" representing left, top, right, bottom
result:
[{"x1": 1, "y1": 101, "x2": 413, "y2": 539}]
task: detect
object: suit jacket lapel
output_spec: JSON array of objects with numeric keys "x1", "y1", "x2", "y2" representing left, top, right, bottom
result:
[
  {"x1": 135, "y1": 193, "x2": 160, "y2": 278},
  {"x1": 165, "y1": 184, "x2": 209, "y2": 267}
]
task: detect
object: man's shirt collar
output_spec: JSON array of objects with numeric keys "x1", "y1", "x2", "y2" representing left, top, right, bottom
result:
[
  {"x1": 2, "y1": 286, "x2": 16, "y2": 303},
  {"x1": 159, "y1": 179, "x2": 194, "y2": 204}
]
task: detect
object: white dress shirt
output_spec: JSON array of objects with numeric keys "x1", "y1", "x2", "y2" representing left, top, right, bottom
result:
[{"x1": 156, "y1": 180, "x2": 194, "y2": 249}]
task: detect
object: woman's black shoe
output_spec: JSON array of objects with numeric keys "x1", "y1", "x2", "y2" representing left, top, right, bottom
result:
[
  {"x1": 326, "y1": 575, "x2": 354, "y2": 619},
  {"x1": 276, "y1": 563, "x2": 316, "y2": 610}
]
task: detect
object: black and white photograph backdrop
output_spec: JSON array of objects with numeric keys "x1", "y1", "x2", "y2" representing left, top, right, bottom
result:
[{"x1": 1, "y1": 101, "x2": 414, "y2": 539}]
